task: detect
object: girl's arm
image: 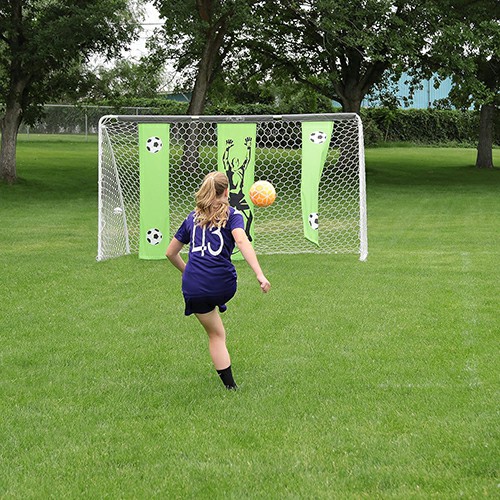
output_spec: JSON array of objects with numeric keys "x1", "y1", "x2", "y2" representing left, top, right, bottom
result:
[
  {"x1": 232, "y1": 228, "x2": 271, "y2": 293},
  {"x1": 165, "y1": 238, "x2": 186, "y2": 273}
]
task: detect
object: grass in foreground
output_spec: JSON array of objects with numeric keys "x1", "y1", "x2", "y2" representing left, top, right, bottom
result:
[{"x1": 0, "y1": 141, "x2": 499, "y2": 498}]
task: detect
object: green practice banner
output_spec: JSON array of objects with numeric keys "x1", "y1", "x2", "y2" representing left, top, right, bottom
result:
[
  {"x1": 138, "y1": 124, "x2": 170, "y2": 259},
  {"x1": 217, "y1": 123, "x2": 256, "y2": 260},
  {"x1": 301, "y1": 122, "x2": 334, "y2": 245}
]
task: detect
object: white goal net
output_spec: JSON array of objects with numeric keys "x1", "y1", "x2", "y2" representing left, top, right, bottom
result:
[{"x1": 97, "y1": 114, "x2": 367, "y2": 261}]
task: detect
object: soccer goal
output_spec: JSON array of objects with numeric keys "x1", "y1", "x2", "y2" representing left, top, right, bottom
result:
[{"x1": 97, "y1": 113, "x2": 368, "y2": 262}]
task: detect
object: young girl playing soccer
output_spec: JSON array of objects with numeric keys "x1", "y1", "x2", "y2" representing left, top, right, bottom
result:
[{"x1": 166, "y1": 171, "x2": 271, "y2": 390}]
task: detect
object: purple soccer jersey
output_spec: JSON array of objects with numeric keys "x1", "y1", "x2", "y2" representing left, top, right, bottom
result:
[{"x1": 174, "y1": 207, "x2": 245, "y2": 297}]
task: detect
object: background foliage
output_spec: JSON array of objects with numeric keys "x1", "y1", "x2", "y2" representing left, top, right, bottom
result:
[
  {"x1": 360, "y1": 108, "x2": 500, "y2": 146},
  {"x1": 24, "y1": 102, "x2": 499, "y2": 147}
]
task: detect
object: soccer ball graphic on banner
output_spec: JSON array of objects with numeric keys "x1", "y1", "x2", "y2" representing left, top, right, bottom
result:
[
  {"x1": 146, "y1": 136, "x2": 163, "y2": 154},
  {"x1": 249, "y1": 180, "x2": 276, "y2": 207},
  {"x1": 309, "y1": 131, "x2": 328, "y2": 144},
  {"x1": 146, "y1": 228, "x2": 163, "y2": 245},
  {"x1": 309, "y1": 213, "x2": 319, "y2": 230}
]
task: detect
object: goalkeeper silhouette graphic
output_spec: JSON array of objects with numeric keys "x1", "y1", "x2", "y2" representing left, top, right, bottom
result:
[{"x1": 222, "y1": 137, "x2": 254, "y2": 242}]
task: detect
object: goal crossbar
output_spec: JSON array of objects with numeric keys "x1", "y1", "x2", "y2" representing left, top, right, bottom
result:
[{"x1": 109, "y1": 113, "x2": 360, "y2": 123}]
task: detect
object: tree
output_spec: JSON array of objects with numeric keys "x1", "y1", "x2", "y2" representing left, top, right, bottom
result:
[
  {"x1": 425, "y1": 0, "x2": 499, "y2": 168},
  {"x1": 152, "y1": 0, "x2": 255, "y2": 115},
  {"x1": 90, "y1": 57, "x2": 167, "y2": 101},
  {"x1": 0, "y1": 0, "x2": 139, "y2": 184},
  {"x1": 150, "y1": 1, "x2": 255, "y2": 169},
  {"x1": 208, "y1": 67, "x2": 335, "y2": 114},
  {"x1": 247, "y1": 0, "x2": 434, "y2": 114}
]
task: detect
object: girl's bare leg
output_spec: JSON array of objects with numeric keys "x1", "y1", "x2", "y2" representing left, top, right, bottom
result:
[
  {"x1": 195, "y1": 309, "x2": 230, "y2": 370},
  {"x1": 195, "y1": 309, "x2": 237, "y2": 389}
]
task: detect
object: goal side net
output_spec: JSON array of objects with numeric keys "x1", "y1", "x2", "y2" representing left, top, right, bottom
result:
[{"x1": 97, "y1": 114, "x2": 368, "y2": 261}]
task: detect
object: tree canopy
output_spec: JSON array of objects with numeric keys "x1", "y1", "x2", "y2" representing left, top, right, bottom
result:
[
  {"x1": 90, "y1": 58, "x2": 167, "y2": 101},
  {"x1": 242, "y1": 0, "x2": 435, "y2": 113},
  {"x1": 0, "y1": 0, "x2": 139, "y2": 183}
]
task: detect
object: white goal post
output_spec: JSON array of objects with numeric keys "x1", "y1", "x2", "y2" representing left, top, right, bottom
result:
[{"x1": 97, "y1": 113, "x2": 368, "y2": 261}]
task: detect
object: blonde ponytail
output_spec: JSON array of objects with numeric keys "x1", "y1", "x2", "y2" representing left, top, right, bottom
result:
[{"x1": 194, "y1": 172, "x2": 230, "y2": 228}]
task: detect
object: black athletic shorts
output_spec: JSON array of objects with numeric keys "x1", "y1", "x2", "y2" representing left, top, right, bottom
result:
[{"x1": 183, "y1": 288, "x2": 236, "y2": 316}]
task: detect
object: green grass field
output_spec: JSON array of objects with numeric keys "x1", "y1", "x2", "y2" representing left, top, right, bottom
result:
[{"x1": 1, "y1": 137, "x2": 499, "y2": 498}]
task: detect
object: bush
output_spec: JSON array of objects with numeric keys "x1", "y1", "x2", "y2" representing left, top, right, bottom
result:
[
  {"x1": 360, "y1": 108, "x2": 498, "y2": 146},
  {"x1": 204, "y1": 104, "x2": 494, "y2": 146},
  {"x1": 205, "y1": 102, "x2": 279, "y2": 116}
]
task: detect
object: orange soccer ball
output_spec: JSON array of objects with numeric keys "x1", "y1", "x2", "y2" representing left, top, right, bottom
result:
[{"x1": 249, "y1": 180, "x2": 276, "y2": 207}]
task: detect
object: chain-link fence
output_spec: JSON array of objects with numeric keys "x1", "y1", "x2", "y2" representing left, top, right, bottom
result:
[{"x1": 19, "y1": 104, "x2": 160, "y2": 139}]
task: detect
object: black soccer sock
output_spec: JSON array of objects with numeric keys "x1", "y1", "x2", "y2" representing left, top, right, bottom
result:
[{"x1": 216, "y1": 365, "x2": 237, "y2": 390}]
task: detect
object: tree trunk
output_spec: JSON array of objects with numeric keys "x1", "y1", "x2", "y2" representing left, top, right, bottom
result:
[
  {"x1": 476, "y1": 104, "x2": 495, "y2": 168},
  {"x1": 183, "y1": 16, "x2": 229, "y2": 170},
  {"x1": 187, "y1": 3, "x2": 230, "y2": 115},
  {"x1": 187, "y1": 53, "x2": 212, "y2": 116},
  {"x1": 339, "y1": 96, "x2": 362, "y2": 114},
  {"x1": 182, "y1": 40, "x2": 215, "y2": 169},
  {"x1": 0, "y1": 100, "x2": 23, "y2": 184}
]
